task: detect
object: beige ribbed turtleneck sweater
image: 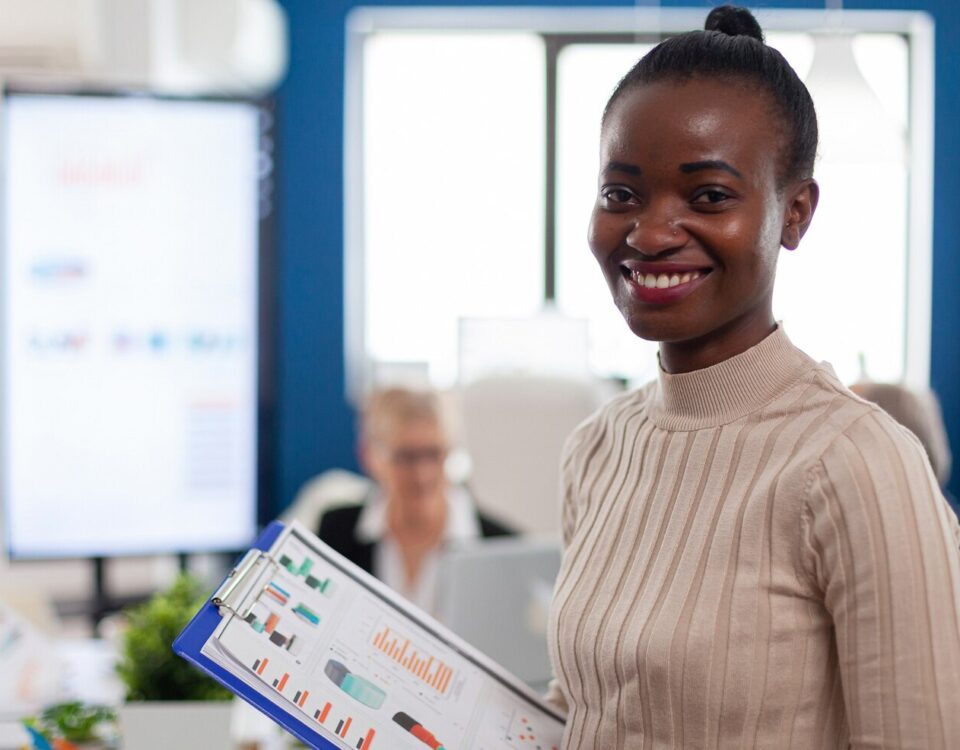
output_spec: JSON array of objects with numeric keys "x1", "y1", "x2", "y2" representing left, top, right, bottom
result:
[{"x1": 546, "y1": 326, "x2": 960, "y2": 749}]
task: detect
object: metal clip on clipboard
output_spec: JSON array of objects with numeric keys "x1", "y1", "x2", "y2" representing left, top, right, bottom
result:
[{"x1": 211, "y1": 549, "x2": 280, "y2": 620}]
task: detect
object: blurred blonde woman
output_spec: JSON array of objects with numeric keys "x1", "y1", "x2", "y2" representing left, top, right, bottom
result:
[{"x1": 318, "y1": 387, "x2": 511, "y2": 615}]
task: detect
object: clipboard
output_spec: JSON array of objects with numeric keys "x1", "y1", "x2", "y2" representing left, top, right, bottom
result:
[
  {"x1": 173, "y1": 521, "x2": 336, "y2": 749},
  {"x1": 174, "y1": 520, "x2": 566, "y2": 750}
]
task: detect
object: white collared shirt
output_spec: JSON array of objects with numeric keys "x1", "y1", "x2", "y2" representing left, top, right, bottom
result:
[{"x1": 354, "y1": 485, "x2": 481, "y2": 617}]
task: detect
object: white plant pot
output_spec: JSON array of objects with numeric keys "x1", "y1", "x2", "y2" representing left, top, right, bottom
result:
[{"x1": 117, "y1": 701, "x2": 233, "y2": 750}]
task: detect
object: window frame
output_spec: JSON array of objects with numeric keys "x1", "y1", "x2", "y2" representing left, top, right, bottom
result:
[{"x1": 344, "y1": 6, "x2": 934, "y2": 397}]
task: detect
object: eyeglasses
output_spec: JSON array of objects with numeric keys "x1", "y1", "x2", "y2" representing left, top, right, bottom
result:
[{"x1": 384, "y1": 446, "x2": 447, "y2": 468}]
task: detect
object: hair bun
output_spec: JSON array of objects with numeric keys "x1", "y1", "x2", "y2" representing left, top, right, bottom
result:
[{"x1": 704, "y1": 5, "x2": 764, "y2": 43}]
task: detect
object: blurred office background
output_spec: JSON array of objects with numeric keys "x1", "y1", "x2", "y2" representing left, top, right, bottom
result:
[
  {"x1": 0, "y1": 0, "x2": 958, "y2": 746},
  {"x1": 290, "y1": 0, "x2": 952, "y2": 527}
]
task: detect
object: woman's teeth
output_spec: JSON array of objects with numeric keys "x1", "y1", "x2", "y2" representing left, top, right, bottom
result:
[{"x1": 633, "y1": 270, "x2": 702, "y2": 289}]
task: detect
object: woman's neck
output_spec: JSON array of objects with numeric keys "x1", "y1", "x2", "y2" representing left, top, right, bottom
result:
[
  {"x1": 659, "y1": 312, "x2": 777, "y2": 374},
  {"x1": 386, "y1": 494, "x2": 448, "y2": 587}
]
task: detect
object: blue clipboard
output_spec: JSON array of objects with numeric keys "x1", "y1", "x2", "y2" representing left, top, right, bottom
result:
[{"x1": 173, "y1": 521, "x2": 339, "y2": 750}]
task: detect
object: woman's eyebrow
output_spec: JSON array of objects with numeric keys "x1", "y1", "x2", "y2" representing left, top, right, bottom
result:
[
  {"x1": 603, "y1": 160, "x2": 642, "y2": 176},
  {"x1": 679, "y1": 160, "x2": 742, "y2": 178}
]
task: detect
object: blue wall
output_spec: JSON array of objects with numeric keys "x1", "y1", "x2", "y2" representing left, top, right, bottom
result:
[{"x1": 275, "y1": 0, "x2": 960, "y2": 512}]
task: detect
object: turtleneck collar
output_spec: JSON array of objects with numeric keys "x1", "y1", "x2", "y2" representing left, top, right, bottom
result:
[{"x1": 649, "y1": 324, "x2": 816, "y2": 431}]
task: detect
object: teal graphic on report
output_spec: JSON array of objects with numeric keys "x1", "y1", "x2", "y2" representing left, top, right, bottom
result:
[
  {"x1": 292, "y1": 603, "x2": 320, "y2": 626},
  {"x1": 279, "y1": 553, "x2": 335, "y2": 596},
  {"x1": 324, "y1": 659, "x2": 386, "y2": 710}
]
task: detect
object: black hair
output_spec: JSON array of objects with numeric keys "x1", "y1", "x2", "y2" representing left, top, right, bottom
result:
[{"x1": 603, "y1": 5, "x2": 818, "y2": 183}]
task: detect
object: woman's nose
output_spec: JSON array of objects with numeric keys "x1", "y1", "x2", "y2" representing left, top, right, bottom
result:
[{"x1": 625, "y1": 203, "x2": 686, "y2": 256}]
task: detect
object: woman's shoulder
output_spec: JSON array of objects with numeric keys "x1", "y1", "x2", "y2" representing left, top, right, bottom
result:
[
  {"x1": 592, "y1": 380, "x2": 658, "y2": 424},
  {"x1": 565, "y1": 382, "x2": 657, "y2": 441},
  {"x1": 317, "y1": 503, "x2": 364, "y2": 538},
  {"x1": 560, "y1": 382, "x2": 658, "y2": 470},
  {"x1": 794, "y1": 362, "x2": 940, "y2": 497},
  {"x1": 802, "y1": 362, "x2": 922, "y2": 447},
  {"x1": 800, "y1": 377, "x2": 957, "y2": 585}
]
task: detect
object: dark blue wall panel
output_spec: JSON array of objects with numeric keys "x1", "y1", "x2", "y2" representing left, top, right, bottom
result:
[{"x1": 276, "y1": 0, "x2": 960, "y2": 512}]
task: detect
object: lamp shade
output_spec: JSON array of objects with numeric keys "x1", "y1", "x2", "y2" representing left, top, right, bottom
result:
[{"x1": 804, "y1": 34, "x2": 907, "y2": 165}]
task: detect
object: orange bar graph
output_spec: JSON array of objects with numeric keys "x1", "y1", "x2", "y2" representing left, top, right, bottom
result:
[
  {"x1": 341, "y1": 717, "x2": 353, "y2": 738},
  {"x1": 372, "y1": 625, "x2": 453, "y2": 694},
  {"x1": 298, "y1": 690, "x2": 309, "y2": 707},
  {"x1": 361, "y1": 729, "x2": 375, "y2": 750},
  {"x1": 256, "y1": 658, "x2": 269, "y2": 675},
  {"x1": 318, "y1": 703, "x2": 331, "y2": 723},
  {"x1": 277, "y1": 673, "x2": 289, "y2": 692}
]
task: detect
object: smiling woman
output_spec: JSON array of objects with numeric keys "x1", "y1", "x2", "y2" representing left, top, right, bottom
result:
[
  {"x1": 545, "y1": 5, "x2": 960, "y2": 750},
  {"x1": 591, "y1": 75, "x2": 817, "y2": 372}
]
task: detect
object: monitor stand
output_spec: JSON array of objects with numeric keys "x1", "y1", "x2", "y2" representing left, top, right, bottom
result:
[{"x1": 88, "y1": 553, "x2": 191, "y2": 635}]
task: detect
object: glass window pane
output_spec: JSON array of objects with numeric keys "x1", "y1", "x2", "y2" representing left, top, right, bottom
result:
[
  {"x1": 775, "y1": 33, "x2": 909, "y2": 384},
  {"x1": 363, "y1": 32, "x2": 545, "y2": 386}
]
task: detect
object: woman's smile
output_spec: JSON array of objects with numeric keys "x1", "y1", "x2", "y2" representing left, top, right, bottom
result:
[{"x1": 619, "y1": 260, "x2": 713, "y2": 303}]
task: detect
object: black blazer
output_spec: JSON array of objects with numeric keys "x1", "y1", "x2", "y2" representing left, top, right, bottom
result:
[{"x1": 317, "y1": 501, "x2": 514, "y2": 576}]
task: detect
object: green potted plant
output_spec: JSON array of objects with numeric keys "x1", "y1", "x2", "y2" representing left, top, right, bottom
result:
[
  {"x1": 115, "y1": 573, "x2": 233, "y2": 750},
  {"x1": 27, "y1": 701, "x2": 117, "y2": 749}
]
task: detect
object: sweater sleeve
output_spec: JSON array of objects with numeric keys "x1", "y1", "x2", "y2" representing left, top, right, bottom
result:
[
  {"x1": 558, "y1": 427, "x2": 583, "y2": 550},
  {"x1": 543, "y1": 417, "x2": 596, "y2": 715},
  {"x1": 801, "y1": 412, "x2": 960, "y2": 748}
]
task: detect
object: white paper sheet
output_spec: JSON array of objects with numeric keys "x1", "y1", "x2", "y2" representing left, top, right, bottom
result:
[{"x1": 200, "y1": 521, "x2": 565, "y2": 750}]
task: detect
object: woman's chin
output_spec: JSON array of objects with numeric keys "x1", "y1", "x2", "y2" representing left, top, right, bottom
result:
[
  {"x1": 396, "y1": 491, "x2": 442, "y2": 509},
  {"x1": 622, "y1": 312, "x2": 687, "y2": 344}
]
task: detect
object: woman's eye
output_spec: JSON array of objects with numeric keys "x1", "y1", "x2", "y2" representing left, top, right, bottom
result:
[
  {"x1": 601, "y1": 187, "x2": 636, "y2": 204},
  {"x1": 692, "y1": 189, "x2": 732, "y2": 205}
]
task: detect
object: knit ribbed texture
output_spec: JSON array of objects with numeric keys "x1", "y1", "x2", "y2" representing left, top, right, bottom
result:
[{"x1": 546, "y1": 326, "x2": 960, "y2": 749}]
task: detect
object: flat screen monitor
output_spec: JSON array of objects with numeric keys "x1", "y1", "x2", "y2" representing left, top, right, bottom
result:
[{"x1": 1, "y1": 89, "x2": 269, "y2": 558}]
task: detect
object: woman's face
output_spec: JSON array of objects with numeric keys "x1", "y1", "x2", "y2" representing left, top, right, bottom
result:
[
  {"x1": 364, "y1": 418, "x2": 448, "y2": 509},
  {"x1": 589, "y1": 76, "x2": 817, "y2": 371}
]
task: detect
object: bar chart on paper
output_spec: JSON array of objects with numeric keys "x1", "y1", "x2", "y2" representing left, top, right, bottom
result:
[
  {"x1": 372, "y1": 624, "x2": 454, "y2": 695},
  {"x1": 313, "y1": 701, "x2": 376, "y2": 750},
  {"x1": 249, "y1": 653, "x2": 380, "y2": 750}
]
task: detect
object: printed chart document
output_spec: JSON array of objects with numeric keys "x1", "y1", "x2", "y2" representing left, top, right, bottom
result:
[{"x1": 195, "y1": 521, "x2": 565, "y2": 750}]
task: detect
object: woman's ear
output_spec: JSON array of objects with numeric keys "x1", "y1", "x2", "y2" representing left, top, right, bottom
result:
[{"x1": 781, "y1": 178, "x2": 820, "y2": 250}]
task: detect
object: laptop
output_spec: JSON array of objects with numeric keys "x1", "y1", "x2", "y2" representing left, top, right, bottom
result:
[{"x1": 435, "y1": 536, "x2": 562, "y2": 692}]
